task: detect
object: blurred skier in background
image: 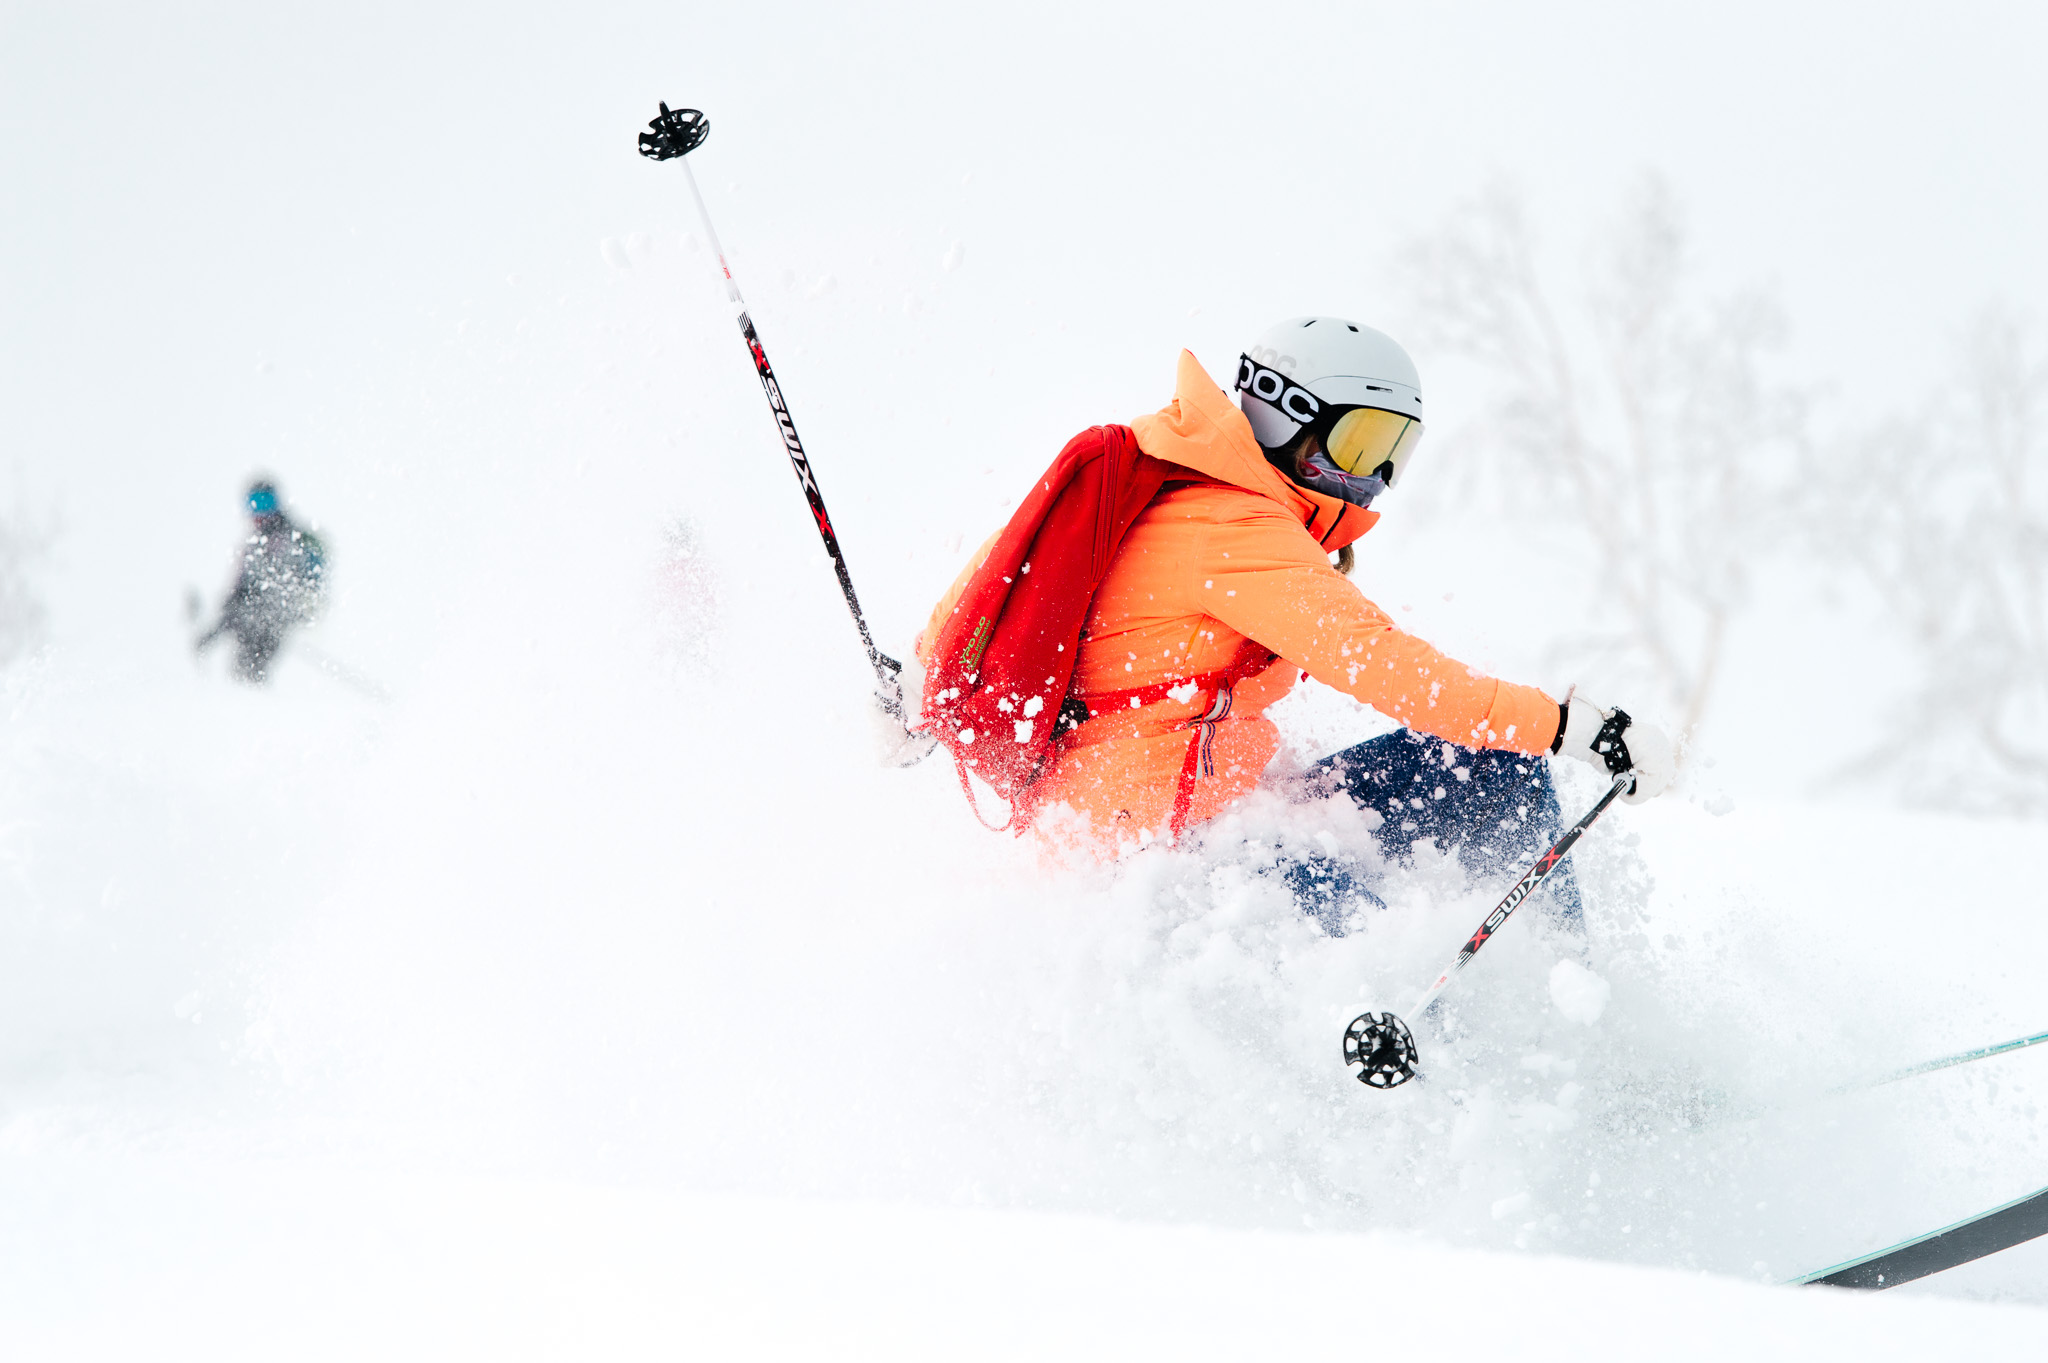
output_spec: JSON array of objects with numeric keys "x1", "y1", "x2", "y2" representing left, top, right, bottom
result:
[
  {"x1": 909, "y1": 318, "x2": 1675, "y2": 933},
  {"x1": 195, "y1": 478, "x2": 326, "y2": 684}
]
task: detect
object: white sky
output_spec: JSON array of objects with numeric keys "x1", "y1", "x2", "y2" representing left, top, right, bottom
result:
[{"x1": 4, "y1": 0, "x2": 2043, "y2": 765}]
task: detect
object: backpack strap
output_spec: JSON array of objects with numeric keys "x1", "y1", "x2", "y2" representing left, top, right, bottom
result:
[
  {"x1": 952, "y1": 753, "x2": 1021, "y2": 834},
  {"x1": 1068, "y1": 638, "x2": 1277, "y2": 730},
  {"x1": 1066, "y1": 638, "x2": 1278, "y2": 842},
  {"x1": 975, "y1": 639, "x2": 1277, "y2": 840}
]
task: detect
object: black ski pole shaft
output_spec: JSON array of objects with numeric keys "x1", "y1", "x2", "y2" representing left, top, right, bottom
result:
[
  {"x1": 1342, "y1": 770, "x2": 1632, "y2": 1089},
  {"x1": 637, "y1": 104, "x2": 906, "y2": 715}
]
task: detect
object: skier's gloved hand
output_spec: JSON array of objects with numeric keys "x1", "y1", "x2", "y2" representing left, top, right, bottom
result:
[
  {"x1": 1552, "y1": 692, "x2": 1675, "y2": 805},
  {"x1": 871, "y1": 656, "x2": 939, "y2": 768}
]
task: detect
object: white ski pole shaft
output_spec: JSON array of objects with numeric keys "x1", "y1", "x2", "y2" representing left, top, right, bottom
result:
[{"x1": 678, "y1": 157, "x2": 744, "y2": 312}]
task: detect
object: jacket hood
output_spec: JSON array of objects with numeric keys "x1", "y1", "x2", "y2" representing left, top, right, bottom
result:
[{"x1": 1130, "y1": 351, "x2": 1379, "y2": 552}]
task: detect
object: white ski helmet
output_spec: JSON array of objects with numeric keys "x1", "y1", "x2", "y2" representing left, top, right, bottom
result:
[{"x1": 1236, "y1": 317, "x2": 1425, "y2": 484}]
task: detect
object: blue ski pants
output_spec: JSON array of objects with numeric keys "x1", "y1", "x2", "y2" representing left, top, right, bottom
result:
[{"x1": 1282, "y1": 729, "x2": 1584, "y2": 936}]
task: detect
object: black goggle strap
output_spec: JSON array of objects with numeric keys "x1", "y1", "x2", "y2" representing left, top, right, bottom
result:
[{"x1": 1236, "y1": 354, "x2": 1322, "y2": 430}]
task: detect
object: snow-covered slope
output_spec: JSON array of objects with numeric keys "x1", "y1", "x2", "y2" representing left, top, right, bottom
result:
[
  {"x1": 5, "y1": 1159, "x2": 2044, "y2": 1361},
  {"x1": 5, "y1": 555, "x2": 2047, "y2": 1344}
]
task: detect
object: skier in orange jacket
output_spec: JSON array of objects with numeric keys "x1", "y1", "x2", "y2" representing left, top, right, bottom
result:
[{"x1": 912, "y1": 318, "x2": 1672, "y2": 928}]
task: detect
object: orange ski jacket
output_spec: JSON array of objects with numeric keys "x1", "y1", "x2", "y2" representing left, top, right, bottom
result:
[{"x1": 919, "y1": 351, "x2": 1560, "y2": 852}]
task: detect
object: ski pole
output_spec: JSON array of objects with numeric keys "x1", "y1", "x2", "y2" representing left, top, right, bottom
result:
[
  {"x1": 1870, "y1": 1025, "x2": 2048, "y2": 1088},
  {"x1": 1652, "y1": 1022, "x2": 2048, "y2": 1136},
  {"x1": 637, "y1": 103, "x2": 912, "y2": 725},
  {"x1": 1342, "y1": 770, "x2": 1634, "y2": 1089}
]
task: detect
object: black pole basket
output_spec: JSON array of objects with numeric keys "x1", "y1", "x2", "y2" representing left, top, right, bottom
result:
[
  {"x1": 639, "y1": 103, "x2": 708, "y2": 160},
  {"x1": 1342, "y1": 1011, "x2": 1419, "y2": 1088}
]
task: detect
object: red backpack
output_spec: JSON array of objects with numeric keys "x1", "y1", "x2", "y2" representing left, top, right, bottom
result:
[{"x1": 921, "y1": 425, "x2": 1171, "y2": 825}]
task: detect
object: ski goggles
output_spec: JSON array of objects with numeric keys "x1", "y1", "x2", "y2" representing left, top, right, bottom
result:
[{"x1": 1324, "y1": 405, "x2": 1423, "y2": 487}]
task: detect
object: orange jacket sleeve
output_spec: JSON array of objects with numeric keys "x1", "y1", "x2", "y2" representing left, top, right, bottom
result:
[{"x1": 1197, "y1": 495, "x2": 1560, "y2": 756}]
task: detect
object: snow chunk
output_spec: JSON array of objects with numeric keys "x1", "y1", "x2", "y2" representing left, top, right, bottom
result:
[
  {"x1": 1549, "y1": 959, "x2": 1611, "y2": 1025},
  {"x1": 1490, "y1": 1192, "x2": 1532, "y2": 1221},
  {"x1": 1519, "y1": 1051, "x2": 1577, "y2": 1077}
]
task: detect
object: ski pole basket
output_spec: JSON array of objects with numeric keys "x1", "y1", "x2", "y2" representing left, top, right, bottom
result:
[
  {"x1": 638, "y1": 104, "x2": 709, "y2": 160},
  {"x1": 1343, "y1": 1012, "x2": 1419, "y2": 1089}
]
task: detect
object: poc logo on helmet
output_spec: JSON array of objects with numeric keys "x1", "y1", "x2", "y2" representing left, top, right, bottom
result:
[{"x1": 1236, "y1": 355, "x2": 1321, "y2": 426}]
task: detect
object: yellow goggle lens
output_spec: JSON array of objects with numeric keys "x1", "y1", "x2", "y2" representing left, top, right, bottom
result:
[{"x1": 1326, "y1": 407, "x2": 1423, "y2": 484}]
